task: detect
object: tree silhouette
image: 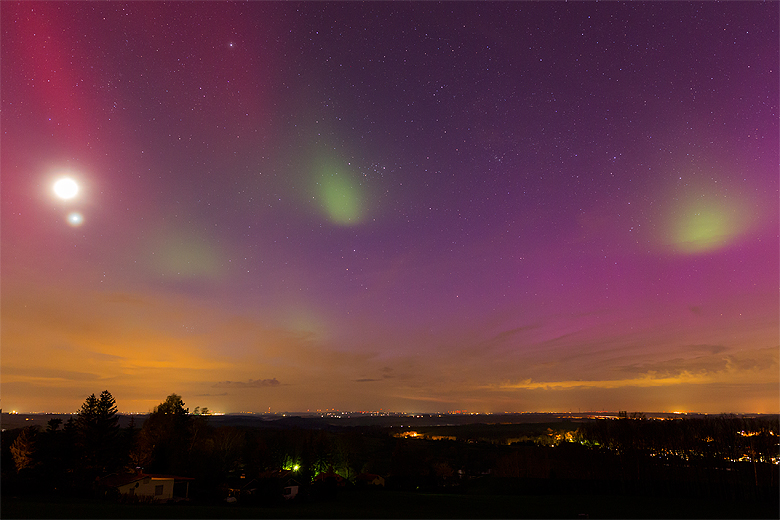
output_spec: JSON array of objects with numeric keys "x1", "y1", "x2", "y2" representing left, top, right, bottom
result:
[
  {"x1": 35, "y1": 418, "x2": 70, "y2": 491},
  {"x1": 46, "y1": 418, "x2": 63, "y2": 433},
  {"x1": 135, "y1": 393, "x2": 193, "y2": 475},
  {"x1": 154, "y1": 393, "x2": 189, "y2": 415},
  {"x1": 10, "y1": 427, "x2": 38, "y2": 473},
  {"x1": 75, "y1": 390, "x2": 121, "y2": 477}
]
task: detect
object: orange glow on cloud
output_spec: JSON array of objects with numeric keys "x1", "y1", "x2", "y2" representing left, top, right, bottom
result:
[
  {"x1": 499, "y1": 365, "x2": 778, "y2": 391},
  {"x1": 3, "y1": 265, "x2": 778, "y2": 414}
]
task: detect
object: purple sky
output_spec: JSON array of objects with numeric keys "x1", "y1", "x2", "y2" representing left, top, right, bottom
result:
[{"x1": 2, "y1": 2, "x2": 778, "y2": 414}]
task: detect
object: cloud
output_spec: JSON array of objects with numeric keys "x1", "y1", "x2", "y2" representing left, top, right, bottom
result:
[
  {"x1": 2, "y1": 366, "x2": 102, "y2": 382},
  {"x1": 617, "y1": 345, "x2": 777, "y2": 378},
  {"x1": 499, "y1": 373, "x2": 715, "y2": 390},
  {"x1": 389, "y1": 393, "x2": 458, "y2": 404},
  {"x1": 474, "y1": 324, "x2": 540, "y2": 352},
  {"x1": 687, "y1": 344, "x2": 728, "y2": 354},
  {"x1": 497, "y1": 347, "x2": 779, "y2": 391},
  {"x1": 99, "y1": 293, "x2": 148, "y2": 306},
  {"x1": 212, "y1": 378, "x2": 281, "y2": 388},
  {"x1": 353, "y1": 367, "x2": 395, "y2": 383},
  {"x1": 86, "y1": 351, "x2": 126, "y2": 362}
]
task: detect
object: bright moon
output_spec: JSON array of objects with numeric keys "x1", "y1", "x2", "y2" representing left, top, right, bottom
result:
[{"x1": 53, "y1": 177, "x2": 79, "y2": 199}]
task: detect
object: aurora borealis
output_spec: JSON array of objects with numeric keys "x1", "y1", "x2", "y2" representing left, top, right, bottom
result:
[{"x1": 2, "y1": 2, "x2": 777, "y2": 414}]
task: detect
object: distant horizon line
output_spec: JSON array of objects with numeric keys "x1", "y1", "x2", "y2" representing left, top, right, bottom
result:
[{"x1": 3, "y1": 409, "x2": 777, "y2": 417}]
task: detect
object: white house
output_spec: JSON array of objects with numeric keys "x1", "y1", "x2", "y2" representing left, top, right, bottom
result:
[
  {"x1": 283, "y1": 479, "x2": 300, "y2": 500},
  {"x1": 100, "y1": 472, "x2": 193, "y2": 502}
]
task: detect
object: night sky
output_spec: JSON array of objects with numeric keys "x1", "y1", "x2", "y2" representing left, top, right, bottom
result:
[{"x1": 2, "y1": 2, "x2": 778, "y2": 414}]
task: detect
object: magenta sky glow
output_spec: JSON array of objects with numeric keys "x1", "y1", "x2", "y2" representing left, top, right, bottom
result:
[{"x1": 2, "y1": 2, "x2": 777, "y2": 414}]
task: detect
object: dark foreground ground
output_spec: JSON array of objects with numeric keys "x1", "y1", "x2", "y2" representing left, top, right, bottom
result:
[{"x1": 3, "y1": 489, "x2": 778, "y2": 519}]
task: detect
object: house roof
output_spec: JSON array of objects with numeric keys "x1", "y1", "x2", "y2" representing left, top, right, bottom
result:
[
  {"x1": 356, "y1": 472, "x2": 384, "y2": 481},
  {"x1": 98, "y1": 473, "x2": 194, "y2": 488},
  {"x1": 240, "y1": 478, "x2": 260, "y2": 490},
  {"x1": 257, "y1": 469, "x2": 296, "y2": 480},
  {"x1": 99, "y1": 473, "x2": 146, "y2": 488},
  {"x1": 145, "y1": 473, "x2": 195, "y2": 481},
  {"x1": 313, "y1": 471, "x2": 345, "y2": 482}
]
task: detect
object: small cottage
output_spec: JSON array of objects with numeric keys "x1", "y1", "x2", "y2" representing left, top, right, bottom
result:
[
  {"x1": 356, "y1": 472, "x2": 385, "y2": 487},
  {"x1": 99, "y1": 472, "x2": 193, "y2": 502},
  {"x1": 283, "y1": 478, "x2": 300, "y2": 499}
]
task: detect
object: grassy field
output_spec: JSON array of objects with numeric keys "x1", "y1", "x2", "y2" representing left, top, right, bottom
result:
[{"x1": 3, "y1": 489, "x2": 778, "y2": 519}]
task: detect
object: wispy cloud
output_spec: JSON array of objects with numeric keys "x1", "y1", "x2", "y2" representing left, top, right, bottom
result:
[
  {"x1": 499, "y1": 373, "x2": 715, "y2": 390},
  {"x1": 498, "y1": 348, "x2": 779, "y2": 391},
  {"x1": 2, "y1": 366, "x2": 102, "y2": 381},
  {"x1": 212, "y1": 378, "x2": 281, "y2": 388},
  {"x1": 389, "y1": 393, "x2": 458, "y2": 404},
  {"x1": 617, "y1": 345, "x2": 777, "y2": 378}
]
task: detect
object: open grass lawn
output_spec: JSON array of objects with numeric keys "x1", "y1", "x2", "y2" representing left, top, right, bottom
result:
[{"x1": 3, "y1": 489, "x2": 778, "y2": 519}]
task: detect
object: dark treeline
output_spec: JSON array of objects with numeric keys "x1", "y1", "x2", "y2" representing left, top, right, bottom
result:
[
  {"x1": 575, "y1": 413, "x2": 778, "y2": 464},
  {"x1": 2, "y1": 392, "x2": 778, "y2": 508},
  {"x1": 571, "y1": 414, "x2": 779, "y2": 501}
]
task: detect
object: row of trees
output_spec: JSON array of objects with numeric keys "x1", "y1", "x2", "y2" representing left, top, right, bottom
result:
[
  {"x1": 2, "y1": 390, "x2": 498, "y2": 499},
  {"x1": 8, "y1": 391, "x2": 127, "y2": 486},
  {"x1": 3, "y1": 391, "x2": 394, "y2": 500},
  {"x1": 3, "y1": 395, "x2": 778, "y2": 504},
  {"x1": 3, "y1": 392, "x2": 217, "y2": 496}
]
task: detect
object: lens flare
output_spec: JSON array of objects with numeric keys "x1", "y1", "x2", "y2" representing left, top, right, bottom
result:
[{"x1": 67, "y1": 212, "x2": 84, "y2": 226}]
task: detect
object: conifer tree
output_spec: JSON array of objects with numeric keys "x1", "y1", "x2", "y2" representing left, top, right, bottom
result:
[{"x1": 75, "y1": 390, "x2": 121, "y2": 476}]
